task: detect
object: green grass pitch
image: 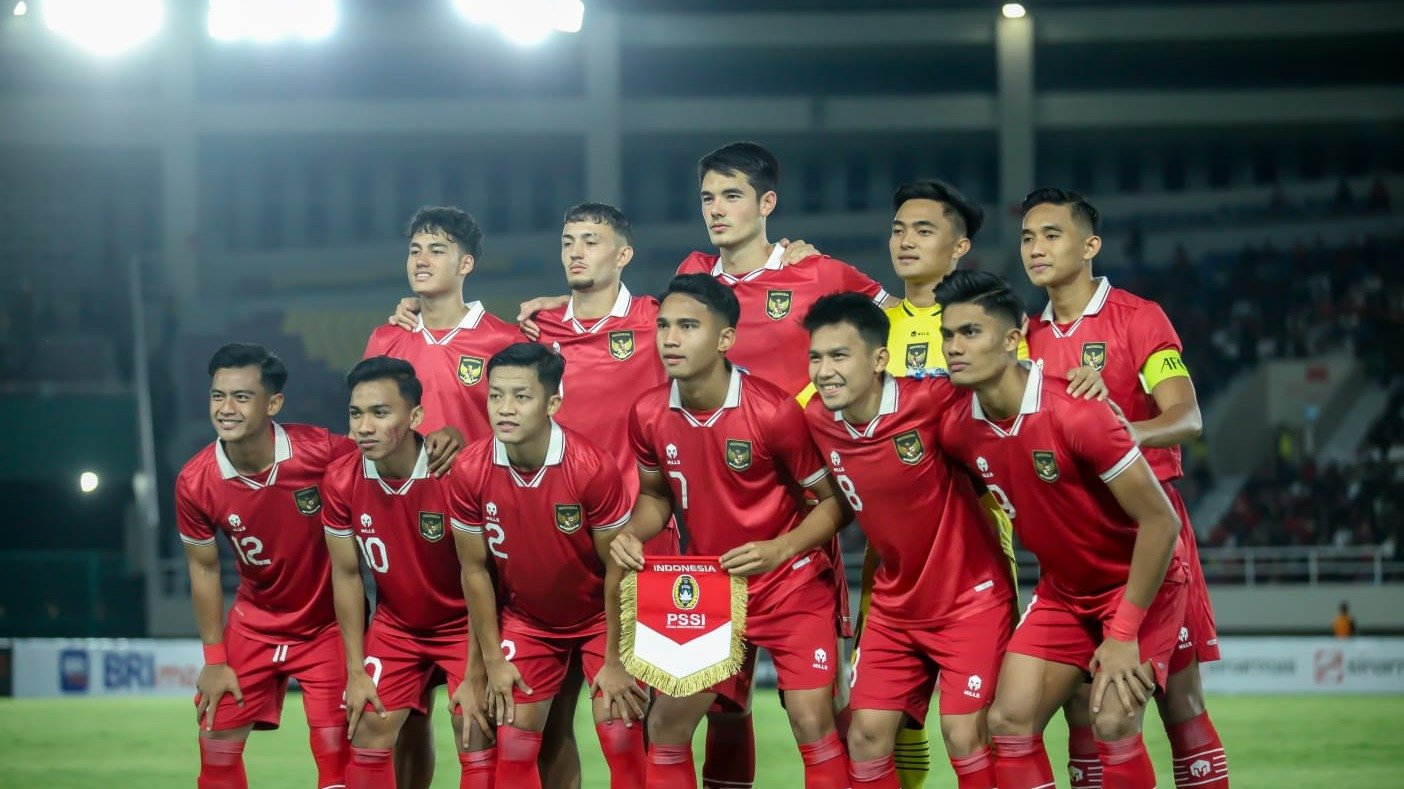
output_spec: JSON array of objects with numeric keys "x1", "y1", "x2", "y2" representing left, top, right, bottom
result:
[{"x1": 0, "y1": 692, "x2": 1401, "y2": 787}]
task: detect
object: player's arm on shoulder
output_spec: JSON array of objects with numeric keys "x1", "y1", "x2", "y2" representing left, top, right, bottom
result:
[
  {"x1": 515, "y1": 293, "x2": 570, "y2": 341},
  {"x1": 1133, "y1": 356, "x2": 1201, "y2": 449}
]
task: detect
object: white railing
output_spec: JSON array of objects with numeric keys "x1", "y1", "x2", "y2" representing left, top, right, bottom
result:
[{"x1": 1015, "y1": 545, "x2": 1402, "y2": 587}]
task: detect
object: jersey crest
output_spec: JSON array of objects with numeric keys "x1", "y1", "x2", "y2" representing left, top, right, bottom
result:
[
  {"x1": 419, "y1": 511, "x2": 446, "y2": 542},
  {"x1": 1080, "y1": 342, "x2": 1106, "y2": 371},
  {"x1": 893, "y1": 429, "x2": 925, "y2": 465},
  {"x1": 905, "y1": 342, "x2": 929, "y2": 371},
  {"x1": 725, "y1": 439, "x2": 753, "y2": 472},
  {"x1": 672, "y1": 574, "x2": 699, "y2": 610},
  {"x1": 608, "y1": 330, "x2": 635, "y2": 361},
  {"x1": 765, "y1": 290, "x2": 792, "y2": 320},
  {"x1": 292, "y1": 486, "x2": 322, "y2": 516},
  {"x1": 554, "y1": 503, "x2": 584, "y2": 534},
  {"x1": 1033, "y1": 450, "x2": 1060, "y2": 482},
  {"x1": 457, "y1": 355, "x2": 484, "y2": 386}
]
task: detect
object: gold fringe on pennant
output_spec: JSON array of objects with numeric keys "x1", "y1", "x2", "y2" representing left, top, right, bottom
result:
[{"x1": 619, "y1": 569, "x2": 748, "y2": 698}]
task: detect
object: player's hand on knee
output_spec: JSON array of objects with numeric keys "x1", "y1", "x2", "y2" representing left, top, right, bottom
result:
[
  {"x1": 1065, "y1": 365, "x2": 1108, "y2": 401},
  {"x1": 721, "y1": 539, "x2": 791, "y2": 576},
  {"x1": 1089, "y1": 636, "x2": 1146, "y2": 716},
  {"x1": 195, "y1": 663, "x2": 244, "y2": 732},
  {"x1": 593, "y1": 661, "x2": 647, "y2": 726},
  {"x1": 486, "y1": 659, "x2": 531, "y2": 726},
  {"x1": 516, "y1": 295, "x2": 569, "y2": 341},
  {"x1": 425, "y1": 427, "x2": 465, "y2": 476},
  {"x1": 609, "y1": 533, "x2": 646, "y2": 571},
  {"x1": 346, "y1": 672, "x2": 386, "y2": 740},
  {"x1": 449, "y1": 679, "x2": 493, "y2": 747},
  {"x1": 390, "y1": 297, "x2": 422, "y2": 331}
]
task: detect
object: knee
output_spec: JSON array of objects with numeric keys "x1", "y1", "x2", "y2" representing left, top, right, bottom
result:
[
  {"x1": 986, "y1": 702, "x2": 1031, "y2": 737},
  {"x1": 647, "y1": 711, "x2": 687, "y2": 746},
  {"x1": 786, "y1": 704, "x2": 834, "y2": 744},
  {"x1": 939, "y1": 717, "x2": 987, "y2": 758},
  {"x1": 352, "y1": 712, "x2": 402, "y2": 749},
  {"x1": 1091, "y1": 708, "x2": 1139, "y2": 742},
  {"x1": 846, "y1": 723, "x2": 890, "y2": 762}
]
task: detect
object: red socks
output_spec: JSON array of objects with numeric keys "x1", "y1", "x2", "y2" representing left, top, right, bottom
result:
[
  {"x1": 1096, "y1": 734, "x2": 1156, "y2": 789},
  {"x1": 703, "y1": 713, "x2": 755, "y2": 789},
  {"x1": 309, "y1": 726, "x2": 349, "y2": 789},
  {"x1": 797, "y1": 731, "x2": 849, "y2": 789},
  {"x1": 347, "y1": 746, "x2": 395, "y2": 789},
  {"x1": 1067, "y1": 724, "x2": 1102, "y2": 788},
  {"x1": 992, "y1": 734, "x2": 1055, "y2": 789},
  {"x1": 596, "y1": 720, "x2": 646, "y2": 789},
  {"x1": 849, "y1": 754, "x2": 900, "y2": 788},
  {"x1": 950, "y1": 747, "x2": 997, "y2": 789},
  {"x1": 647, "y1": 743, "x2": 696, "y2": 789},
  {"x1": 459, "y1": 748, "x2": 496, "y2": 789},
  {"x1": 1167, "y1": 712, "x2": 1229, "y2": 788},
  {"x1": 495, "y1": 727, "x2": 543, "y2": 788},
  {"x1": 198, "y1": 737, "x2": 248, "y2": 789}
]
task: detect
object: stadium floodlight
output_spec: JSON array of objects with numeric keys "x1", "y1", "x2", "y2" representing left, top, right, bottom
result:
[
  {"x1": 43, "y1": 0, "x2": 164, "y2": 56},
  {"x1": 1001, "y1": 3, "x2": 1027, "y2": 19},
  {"x1": 13, "y1": 2, "x2": 27, "y2": 17},
  {"x1": 79, "y1": 471, "x2": 100, "y2": 494},
  {"x1": 208, "y1": 0, "x2": 338, "y2": 44},
  {"x1": 451, "y1": 0, "x2": 585, "y2": 45}
]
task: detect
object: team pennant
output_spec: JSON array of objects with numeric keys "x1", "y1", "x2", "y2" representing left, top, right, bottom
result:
[{"x1": 619, "y1": 555, "x2": 747, "y2": 697}]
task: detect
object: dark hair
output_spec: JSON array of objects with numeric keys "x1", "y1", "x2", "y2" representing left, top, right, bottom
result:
[
  {"x1": 1021, "y1": 187, "x2": 1100, "y2": 235},
  {"x1": 698, "y1": 141, "x2": 779, "y2": 197},
  {"x1": 208, "y1": 342, "x2": 288, "y2": 394},
  {"x1": 803, "y1": 292, "x2": 891, "y2": 351},
  {"x1": 933, "y1": 270, "x2": 1027, "y2": 330},
  {"x1": 892, "y1": 179, "x2": 984, "y2": 240},
  {"x1": 563, "y1": 202, "x2": 633, "y2": 246},
  {"x1": 347, "y1": 356, "x2": 423, "y2": 407},
  {"x1": 661, "y1": 273, "x2": 741, "y2": 328},
  {"x1": 487, "y1": 342, "x2": 566, "y2": 393},
  {"x1": 405, "y1": 205, "x2": 484, "y2": 258}
]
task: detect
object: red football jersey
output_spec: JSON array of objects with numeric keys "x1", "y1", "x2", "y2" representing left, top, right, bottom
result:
[
  {"x1": 935, "y1": 363, "x2": 1184, "y2": 603},
  {"x1": 446, "y1": 423, "x2": 631, "y2": 637},
  {"x1": 531, "y1": 284, "x2": 665, "y2": 506},
  {"x1": 1027, "y1": 277, "x2": 1186, "y2": 482},
  {"x1": 676, "y1": 247, "x2": 889, "y2": 395},
  {"x1": 322, "y1": 443, "x2": 466, "y2": 635},
  {"x1": 175, "y1": 423, "x2": 356, "y2": 642},
  {"x1": 363, "y1": 301, "x2": 518, "y2": 440},
  {"x1": 628, "y1": 367, "x2": 831, "y2": 602},
  {"x1": 804, "y1": 375, "x2": 1014, "y2": 628}
]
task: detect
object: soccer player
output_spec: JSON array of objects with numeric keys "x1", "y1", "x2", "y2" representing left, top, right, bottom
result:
[
  {"x1": 321, "y1": 356, "x2": 494, "y2": 788},
  {"x1": 610, "y1": 274, "x2": 853, "y2": 789},
  {"x1": 448, "y1": 343, "x2": 647, "y2": 788},
  {"x1": 1020, "y1": 188, "x2": 1229, "y2": 789},
  {"x1": 803, "y1": 292, "x2": 1015, "y2": 789},
  {"x1": 176, "y1": 343, "x2": 355, "y2": 789},
  {"x1": 931, "y1": 270, "x2": 1189, "y2": 789}
]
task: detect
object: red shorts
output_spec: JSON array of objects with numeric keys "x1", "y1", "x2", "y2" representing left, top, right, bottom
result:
[
  {"x1": 498, "y1": 615, "x2": 613, "y2": 704},
  {"x1": 706, "y1": 574, "x2": 837, "y2": 707},
  {"x1": 849, "y1": 604, "x2": 1012, "y2": 723},
  {"x1": 359, "y1": 620, "x2": 467, "y2": 714},
  {"x1": 1010, "y1": 573, "x2": 1188, "y2": 690},
  {"x1": 1165, "y1": 484, "x2": 1221, "y2": 670},
  {"x1": 708, "y1": 648, "x2": 757, "y2": 714},
  {"x1": 196, "y1": 622, "x2": 346, "y2": 731}
]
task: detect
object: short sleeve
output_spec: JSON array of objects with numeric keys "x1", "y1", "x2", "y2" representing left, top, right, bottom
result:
[
  {"x1": 831, "y1": 258, "x2": 888, "y2": 303},
  {"x1": 363, "y1": 327, "x2": 391, "y2": 359},
  {"x1": 1126, "y1": 303, "x2": 1182, "y2": 374},
  {"x1": 767, "y1": 398, "x2": 829, "y2": 488},
  {"x1": 321, "y1": 463, "x2": 354, "y2": 538},
  {"x1": 585, "y1": 452, "x2": 631, "y2": 532},
  {"x1": 628, "y1": 400, "x2": 661, "y2": 472},
  {"x1": 1062, "y1": 400, "x2": 1142, "y2": 483},
  {"x1": 175, "y1": 473, "x2": 216, "y2": 546},
  {"x1": 446, "y1": 458, "x2": 485, "y2": 535},
  {"x1": 328, "y1": 434, "x2": 359, "y2": 463}
]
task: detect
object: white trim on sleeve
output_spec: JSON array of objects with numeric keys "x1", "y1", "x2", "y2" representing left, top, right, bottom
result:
[
  {"x1": 1098, "y1": 447, "x2": 1143, "y2": 483},
  {"x1": 451, "y1": 517, "x2": 484, "y2": 535}
]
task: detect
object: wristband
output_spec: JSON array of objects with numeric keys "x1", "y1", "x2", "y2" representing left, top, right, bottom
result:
[
  {"x1": 203, "y1": 642, "x2": 228, "y2": 664},
  {"x1": 1106, "y1": 599, "x2": 1148, "y2": 641}
]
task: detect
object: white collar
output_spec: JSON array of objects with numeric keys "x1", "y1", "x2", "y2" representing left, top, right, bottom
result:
[
  {"x1": 361, "y1": 441, "x2": 431, "y2": 496},
  {"x1": 1039, "y1": 277, "x2": 1112, "y2": 337},
  {"x1": 491, "y1": 421, "x2": 566, "y2": 487},
  {"x1": 562, "y1": 283, "x2": 633, "y2": 333},
  {"x1": 415, "y1": 301, "x2": 487, "y2": 345},
  {"x1": 971, "y1": 360, "x2": 1043, "y2": 438},
  {"x1": 669, "y1": 367, "x2": 744, "y2": 427},
  {"x1": 835, "y1": 374, "x2": 900, "y2": 439},
  {"x1": 216, "y1": 422, "x2": 292, "y2": 487},
  {"x1": 711, "y1": 244, "x2": 785, "y2": 283}
]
